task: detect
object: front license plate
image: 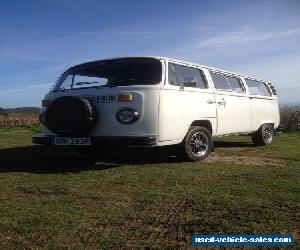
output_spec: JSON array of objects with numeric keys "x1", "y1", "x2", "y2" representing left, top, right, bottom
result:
[{"x1": 54, "y1": 137, "x2": 91, "y2": 146}]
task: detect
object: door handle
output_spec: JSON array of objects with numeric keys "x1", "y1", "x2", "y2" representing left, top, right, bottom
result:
[
  {"x1": 217, "y1": 98, "x2": 226, "y2": 106},
  {"x1": 207, "y1": 100, "x2": 215, "y2": 104}
]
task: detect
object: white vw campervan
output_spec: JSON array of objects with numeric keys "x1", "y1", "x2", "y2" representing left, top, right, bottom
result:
[{"x1": 33, "y1": 57, "x2": 280, "y2": 161}]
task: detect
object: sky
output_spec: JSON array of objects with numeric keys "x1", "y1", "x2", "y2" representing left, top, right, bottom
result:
[{"x1": 0, "y1": 0, "x2": 299, "y2": 108}]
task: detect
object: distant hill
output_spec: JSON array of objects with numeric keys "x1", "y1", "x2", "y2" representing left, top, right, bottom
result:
[
  {"x1": 4, "y1": 107, "x2": 41, "y2": 115},
  {"x1": 279, "y1": 102, "x2": 300, "y2": 108},
  {"x1": 0, "y1": 107, "x2": 8, "y2": 116}
]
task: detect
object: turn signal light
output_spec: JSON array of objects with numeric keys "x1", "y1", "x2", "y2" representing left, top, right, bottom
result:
[
  {"x1": 118, "y1": 94, "x2": 133, "y2": 102},
  {"x1": 42, "y1": 99, "x2": 50, "y2": 107}
]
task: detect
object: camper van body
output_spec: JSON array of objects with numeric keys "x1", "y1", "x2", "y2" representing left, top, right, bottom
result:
[{"x1": 33, "y1": 57, "x2": 280, "y2": 160}]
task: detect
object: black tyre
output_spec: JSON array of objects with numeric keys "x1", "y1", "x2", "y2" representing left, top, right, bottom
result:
[
  {"x1": 44, "y1": 96, "x2": 97, "y2": 136},
  {"x1": 179, "y1": 126, "x2": 213, "y2": 161},
  {"x1": 251, "y1": 123, "x2": 274, "y2": 146}
]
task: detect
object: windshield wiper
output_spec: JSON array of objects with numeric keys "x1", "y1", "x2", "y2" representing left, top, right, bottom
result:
[{"x1": 53, "y1": 83, "x2": 108, "y2": 92}]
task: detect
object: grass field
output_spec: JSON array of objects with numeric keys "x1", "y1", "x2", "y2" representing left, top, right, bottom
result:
[{"x1": 0, "y1": 128, "x2": 299, "y2": 249}]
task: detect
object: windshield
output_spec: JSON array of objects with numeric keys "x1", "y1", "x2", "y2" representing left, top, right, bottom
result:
[{"x1": 53, "y1": 58, "x2": 162, "y2": 91}]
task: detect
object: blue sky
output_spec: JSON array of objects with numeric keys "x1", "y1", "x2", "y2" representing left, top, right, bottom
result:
[{"x1": 0, "y1": 0, "x2": 299, "y2": 107}]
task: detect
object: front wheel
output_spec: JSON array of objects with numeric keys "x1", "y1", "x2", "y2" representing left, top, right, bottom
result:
[
  {"x1": 251, "y1": 123, "x2": 275, "y2": 146},
  {"x1": 179, "y1": 126, "x2": 213, "y2": 161}
]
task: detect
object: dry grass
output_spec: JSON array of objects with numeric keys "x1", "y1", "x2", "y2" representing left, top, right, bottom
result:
[
  {"x1": 0, "y1": 114, "x2": 39, "y2": 128},
  {"x1": 205, "y1": 154, "x2": 286, "y2": 167}
]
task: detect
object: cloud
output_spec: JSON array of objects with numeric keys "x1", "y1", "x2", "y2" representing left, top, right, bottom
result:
[
  {"x1": 178, "y1": 27, "x2": 300, "y2": 51},
  {"x1": 235, "y1": 53, "x2": 300, "y2": 89},
  {"x1": 168, "y1": 24, "x2": 300, "y2": 104},
  {"x1": 0, "y1": 83, "x2": 51, "y2": 108}
]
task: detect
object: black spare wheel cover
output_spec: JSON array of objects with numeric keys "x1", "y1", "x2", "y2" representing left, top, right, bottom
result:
[{"x1": 44, "y1": 96, "x2": 97, "y2": 136}]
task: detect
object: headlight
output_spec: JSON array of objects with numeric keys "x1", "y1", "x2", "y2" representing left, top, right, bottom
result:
[{"x1": 116, "y1": 108, "x2": 139, "y2": 124}]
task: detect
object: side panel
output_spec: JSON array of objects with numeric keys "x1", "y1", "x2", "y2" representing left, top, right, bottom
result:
[
  {"x1": 158, "y1": 86, "x2": 217, "y2": 142},
  {"x1": 250, "y1": 97, "x2": 280, "y2": 130},
  {"x1": 214, "y1": 92, "x2": 252, "y2": 135},
  {"x1": 242, "y1": 78, "x2": 280, "y2": 131}
]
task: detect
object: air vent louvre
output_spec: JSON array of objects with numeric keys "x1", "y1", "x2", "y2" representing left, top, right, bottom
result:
[{"x1": 267, "y1": 83, "x2": 277, "y2": 95}]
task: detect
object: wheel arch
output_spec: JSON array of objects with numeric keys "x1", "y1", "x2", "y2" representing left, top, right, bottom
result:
[
  {"x1": 190, "y1": 120, "x2": 213, "y2": 135},
  {"x1": 251, "y1": 122, "x2": 275, "y2": 146},
  {"x1": 179, "y1": 121, "x2": 214, "y2": 161},
  {"x1": 254, "y1": 121, "x2": 275, "y2": 133}
]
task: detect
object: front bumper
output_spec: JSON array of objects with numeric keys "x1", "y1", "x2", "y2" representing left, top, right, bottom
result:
[{"x1": 32, "y1": 134, "x2": 157, "y2": 147}]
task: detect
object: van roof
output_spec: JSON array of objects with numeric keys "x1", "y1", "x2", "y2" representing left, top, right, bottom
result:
[{"x1": 72, "y1": 56, "x2": 273, "y2": 84}]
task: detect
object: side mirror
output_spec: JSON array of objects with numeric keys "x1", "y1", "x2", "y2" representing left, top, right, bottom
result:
[{"x1": 183, "y1": 76, "x2": 197, "y2": 88}]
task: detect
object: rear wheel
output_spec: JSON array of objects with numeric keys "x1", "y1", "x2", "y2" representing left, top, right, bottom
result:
[
  {"x1": 179, "y1": 126, "x2": 213, "y2": 161},
  {"x1": 251, "y1": 123, "x2": 274, "y2": 146}
]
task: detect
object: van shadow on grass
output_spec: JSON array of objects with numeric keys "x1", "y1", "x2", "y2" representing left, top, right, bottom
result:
[
  {"x1": 0, "y1": 140, "x2": 255, "y2": 174},
  {"x1": 0, "y1": 145, "x2": 181, "y2": 174},
  {"x1": 0, "y1": 145, "x2": 110, "y2": 174}
]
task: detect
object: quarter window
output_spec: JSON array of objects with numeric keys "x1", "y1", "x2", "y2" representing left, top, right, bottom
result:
[
  {"x1": 168, "y1": 63, "x2": 207, "y2": 89},
  {"x1": 211, "y1": 72, "x2": 244, "y2": 93},
  {"x1": 245, "y1": 79, "x2": 272, "y2": 96}
]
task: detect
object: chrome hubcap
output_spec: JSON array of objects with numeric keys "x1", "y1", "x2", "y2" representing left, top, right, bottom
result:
[
  {"x1": 190, "y1": 132, "x2": 209, "y2": 156},
  {"x1": 263, "y1": 126, "x2": 272, "y2": 143}
]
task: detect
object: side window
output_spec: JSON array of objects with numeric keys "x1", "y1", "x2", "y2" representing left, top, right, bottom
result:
[
  {"x1": 168, "y1": 64, "x2": 180, "y2": 86},
  {"x1": 168, "y1": 63, "x2": 208, "y2": 89},
  {"x1": 211, "y1": 72, "x2": 244, "y2": 93},
  {"x1": 59, "y1": 75, "x2": 73, "y2": 90},
  {"x1": 210, "y1": 73, "x2": 231, "y2": 90},
  {"x1": 226, "y1": 76, "x2": 244, "y2": 93},
  {"x1": 245, "y1": 79, "x2": 272, "y2": 96}
]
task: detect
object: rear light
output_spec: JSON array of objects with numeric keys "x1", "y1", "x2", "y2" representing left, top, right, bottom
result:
[{"x1": 42, "y1": 99, "x2": 50, "y2": 107}]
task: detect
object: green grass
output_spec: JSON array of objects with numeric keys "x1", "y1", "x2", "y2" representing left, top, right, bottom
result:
[{"x1": 0, "y1": 128, "x2": 299, "y2": 249}]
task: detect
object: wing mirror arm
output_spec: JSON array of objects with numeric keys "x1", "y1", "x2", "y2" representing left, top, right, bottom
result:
[{"x1": 182, "y1": 81, "x2": 197, "y2": 88}]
